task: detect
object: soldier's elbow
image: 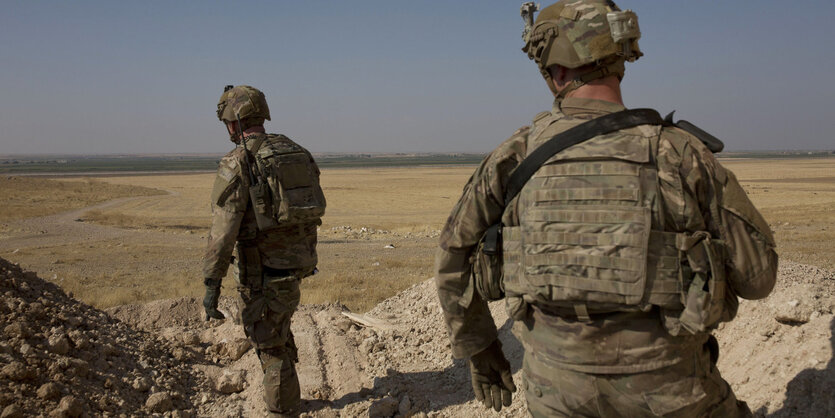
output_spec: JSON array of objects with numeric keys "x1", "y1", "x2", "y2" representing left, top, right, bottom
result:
[{"x1": 732, "y1": 251, "x2": 778, "y2": 300}]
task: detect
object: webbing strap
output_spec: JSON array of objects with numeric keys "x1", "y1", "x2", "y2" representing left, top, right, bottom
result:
[{"x1": 504, "y1": 108, "x2": 666, "y2": 205}]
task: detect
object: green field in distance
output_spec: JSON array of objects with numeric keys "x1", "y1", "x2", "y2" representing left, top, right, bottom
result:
[{"x1": 1, "y1": 151, "x2": 833, "y2": 175}]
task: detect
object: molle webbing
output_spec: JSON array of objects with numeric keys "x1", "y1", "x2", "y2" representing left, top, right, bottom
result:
[
  {"x1": 503, "y1": 108, "x2": 665, "y2": 205},
  {"x1": 502, "y1": 156, "x2": 684, "y2": 311}
]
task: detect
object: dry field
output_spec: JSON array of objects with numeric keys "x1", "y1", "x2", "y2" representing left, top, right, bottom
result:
[
  {"x1": 0, "y1": 176, "x2": 162, "y2": 231},
  {"x1": 721, "y1": 158, "x2": 835, "y2": 270},
  {"x1": 0, "y1": 167, "x2": 469, "y2": 311},
  {"x1": 1, "y1": 158, "x2": 833, "y2": 311}
]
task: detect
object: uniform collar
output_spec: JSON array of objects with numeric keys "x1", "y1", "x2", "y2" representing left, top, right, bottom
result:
[{"x1": 554, "y1": 97, "x2": 626, "y2": 117}]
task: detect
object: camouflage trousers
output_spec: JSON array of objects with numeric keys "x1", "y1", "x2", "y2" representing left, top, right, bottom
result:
[
  {"x1": 517, "y1": 331, "x2": 750, "y2": 417},
  {"x1": 235, "y1": 262, "x2": 301, "y2": 417}
]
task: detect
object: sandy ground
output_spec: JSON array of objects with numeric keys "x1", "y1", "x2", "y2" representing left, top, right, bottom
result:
[
  {"x1": 1, "y1": 160, "x2": 834, "y2": 416},
  {"x1": 106, "y1": 258, "x2": 834, "y2": 417}
]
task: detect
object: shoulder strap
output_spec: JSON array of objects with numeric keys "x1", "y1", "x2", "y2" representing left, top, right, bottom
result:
[
  {"x1": 504, "y1": 108, "x2": 665, "y2": 205},
  {"x1": 664, "y1": 111, "x2": 725, "y2": 153}
]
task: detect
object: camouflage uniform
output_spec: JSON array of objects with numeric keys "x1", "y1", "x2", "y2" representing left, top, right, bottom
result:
[
  {"x1": 204, "y1": 132, "x2": 320, "y2": 417},
  {"x1": 436, "y1": 97, "x2": 778, "y2": 417}
]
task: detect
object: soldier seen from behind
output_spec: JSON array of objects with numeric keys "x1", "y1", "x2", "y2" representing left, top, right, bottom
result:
[
  {"x1": 435, "y1": 1, "x2": 778, "y2": 416},
  {"x1": 202, "y1": 85, "x2": 326, "y2": 417}
]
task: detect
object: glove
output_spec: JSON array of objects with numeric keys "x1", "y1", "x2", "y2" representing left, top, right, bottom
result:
[
  {"x1": 469, "y1": 339, "x2": 516, "y2": 411},
  {"x1": 202, "y1": 278, "x2": 225, "y2": 320}
]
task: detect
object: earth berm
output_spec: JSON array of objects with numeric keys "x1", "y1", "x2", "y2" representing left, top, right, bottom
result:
[{"x1": 1, "y1": 256, "x2": 832, "y2": 417}]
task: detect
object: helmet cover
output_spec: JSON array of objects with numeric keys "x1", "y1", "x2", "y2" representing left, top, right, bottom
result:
[{"x1": 216, "y1": 85, "x2": 271, "y2": 123}]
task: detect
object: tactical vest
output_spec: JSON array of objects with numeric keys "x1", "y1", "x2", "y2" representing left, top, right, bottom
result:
[
  {"x1": 246, "y1": 134, "x2": 326, "y2": 231},
  {"x1": 502, "y1": 113, "x2": 732, "y2": 335}
]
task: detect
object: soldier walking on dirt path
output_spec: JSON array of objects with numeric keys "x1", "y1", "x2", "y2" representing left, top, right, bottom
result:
[
  {"x1": 202, "y1": 85, "x2": 326, "y2": 417},
  {"x1": 435, "y1": 1, "x2": 778, "y2": 416}
]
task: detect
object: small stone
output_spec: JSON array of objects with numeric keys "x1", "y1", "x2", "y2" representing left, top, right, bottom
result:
[
  {"x1": 222, "y1": 338, "x2": 251, "y2": 361},
  {"x1": 67, "y1": 331, "x2": 89, "y2": 350},
  {"x1": 19, "y1": 343, "x2": 34, "y2": 356},
  {"x1": 215, "y1": 369, "x2": 247, "y2": 393},
  {"x1": 1, "y1": 362, "x2": 34, "y2": 381},
  {"x1": 4, "y1": 322, "x2": 31, "y2": 339},
  {"x1": 368, "y1": 396, "x2": 399, "y2": 418},
  {"x1": 48, "y1": 333, "x2": 71, "y2": 355},
  {"x1": 37, "y1": 382, "x2": 62, "y2": 400},
  {"x1": 145, "y1": 392, "x2": 174, "y2": 413},
  {"x1": 67, "y1": 359, "x2": 89, "y2": 378},
  {"x1": 52, "y1": 395, "x2": 84, "y2": 418},
  {"x1": 359, "y1": 337, "x2": 375, "y2": 354},
  {"x1": 398, "y1": 394, "x2": 412, "y2": 415},
  {"x1": 787, "y1": 300, "x2": 799, "y2": 308},
  {"x1": 133, "y1": 377, "x2": 152, "y2": 392},
  {"x1": 336, "y1": 318, "x2": 353, "y2": 333},
  {"x1": 1, "y1": 404, "x2": 24, "y2": 418}
]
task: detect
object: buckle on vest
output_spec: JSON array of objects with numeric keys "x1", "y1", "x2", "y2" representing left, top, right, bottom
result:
[{"x1": 573, "y1": 303, "x2": 591, "y2": 322}]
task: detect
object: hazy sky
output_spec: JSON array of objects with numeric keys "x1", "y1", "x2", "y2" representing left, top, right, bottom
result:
[{"x1": 1, "y1": 1, "x2": 833, "y2": 155}]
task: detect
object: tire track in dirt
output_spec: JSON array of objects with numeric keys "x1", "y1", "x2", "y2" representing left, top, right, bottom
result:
[
  {"x1": 294, "y1": 309, "x2": 331, "y2": 400},
  {"x1": 0, "y1": 188, "x2": 190, "y2": 252}
]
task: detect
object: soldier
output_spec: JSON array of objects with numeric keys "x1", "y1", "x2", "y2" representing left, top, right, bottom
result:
[
  {"x1": 202, "y1": 85, "x2": 326, "y2": 417},
  {"x1": 435, "y1": 1, "x2": 777, "y2": 416}
]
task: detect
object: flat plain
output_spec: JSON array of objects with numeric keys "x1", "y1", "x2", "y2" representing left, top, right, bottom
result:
[{"x1": 1, "y1": 157, "x2": 833, "y2": 311}]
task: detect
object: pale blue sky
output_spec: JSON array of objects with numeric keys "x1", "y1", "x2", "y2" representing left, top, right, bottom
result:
[{"x1": 1, "y1": 1, "x2": 833, "y2": 154}]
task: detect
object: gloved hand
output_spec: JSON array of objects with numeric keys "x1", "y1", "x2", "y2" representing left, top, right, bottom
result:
[
  {"x1": 202, "y1": 278, "x2": 225, "y2": 320},
  {"x1": 469, "y1": 339, "x2": 516, "y2": 411}
]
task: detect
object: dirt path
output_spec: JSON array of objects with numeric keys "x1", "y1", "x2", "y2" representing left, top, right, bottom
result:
[{"x1": 0, "y1": 189, "x2": 188, "y2": 253}]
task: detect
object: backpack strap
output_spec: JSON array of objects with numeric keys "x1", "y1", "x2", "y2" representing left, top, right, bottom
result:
[{"x1": 504, "y1": 108, "x2": 666, "y2": 205}]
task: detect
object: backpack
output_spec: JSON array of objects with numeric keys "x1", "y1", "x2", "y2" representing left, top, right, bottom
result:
[{"x1": 246, "y1": 134, "x2": 326, "y2": 230}]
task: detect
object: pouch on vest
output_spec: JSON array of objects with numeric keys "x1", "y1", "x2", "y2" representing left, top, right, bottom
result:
[
  {"x1": 676, "y1": 232, "x2": 730, "y2": 335},
  {"x1": 470, "y1": 224, "x2": 504, "y2": 301},
  {"x1": 268, "y1": 152, "x2": 326, "y2": 224},
  {"x1": 249, "y1": 181, "x2": 279, "y2": 231}
]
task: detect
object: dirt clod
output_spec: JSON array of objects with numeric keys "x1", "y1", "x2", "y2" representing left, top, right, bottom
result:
[
  {"x1": 216, "y1": 369, "x2": 247, "y2": 394},
  {"x1": 145, "y1": 392, "x2": 174, "y2": 413},
  {"x1": 37, "y1": 383, "x2": 62, "y2": 400}
]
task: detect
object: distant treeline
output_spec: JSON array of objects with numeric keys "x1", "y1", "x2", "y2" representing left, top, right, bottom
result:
[
  {"x1": 0, "y1": 154, "x2": 488, "y2": 174},
  {"x1": 3, "y1": 151, "x2": 833, "y2": 175}
]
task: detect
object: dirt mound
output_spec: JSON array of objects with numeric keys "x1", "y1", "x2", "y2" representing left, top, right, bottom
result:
[
  {"x1": 0, "y1": 258, "x2": 208, "y2": 417},
  {"x1": 2, "y1": 256, "x2": 832, "y2": 417},
  {"x1": 716, "y1": 261, "x2": 834, "y2": 417}
]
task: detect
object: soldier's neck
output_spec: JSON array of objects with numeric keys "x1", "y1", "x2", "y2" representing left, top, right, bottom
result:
[
  {"x1": 242, "y1": 126, "x2": 266, "y2": 136},
  {"x1": 564, "y1": 77, "x2": 624, "y2": 105}
]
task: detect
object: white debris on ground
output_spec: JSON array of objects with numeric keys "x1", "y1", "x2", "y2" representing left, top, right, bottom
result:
[{"x1": 1, "y1": 257, "x2": 832, "y2": 417}]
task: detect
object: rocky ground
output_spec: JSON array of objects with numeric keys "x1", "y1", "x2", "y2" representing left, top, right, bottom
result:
[{"x1": 1, "y1": 255, "x2": 833, "y2": 417}]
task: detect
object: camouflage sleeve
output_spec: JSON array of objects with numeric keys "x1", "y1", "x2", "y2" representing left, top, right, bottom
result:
[
  {"x1": 682, "y1": 140, "x2": 778, "y2": 300},
  {"x1": 202, "y1": 153, "x2": 249, "y2": 280},
  {"x1": 435, "y1": 128, "x2": 528, "y2": 358}
]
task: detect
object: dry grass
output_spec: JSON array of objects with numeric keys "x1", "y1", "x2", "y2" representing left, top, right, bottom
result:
[
  {"x1": 2, "y1": 159, "x2": 833, "y2": 310},
  {"x1": 0, "y1": 176, "x2": 163, "y2": 224}
]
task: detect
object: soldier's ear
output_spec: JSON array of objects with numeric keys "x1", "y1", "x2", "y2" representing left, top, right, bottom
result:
[{"x1": 549, "y1": 65, "x2": 569, "y2": 87}]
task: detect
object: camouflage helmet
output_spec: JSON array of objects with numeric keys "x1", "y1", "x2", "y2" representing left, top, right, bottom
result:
[
  {"x1": 521, "y1": 0, "x2": 642, "y2": 95},
  {"x1": 216, "y1": 85, "x2": 271, "y2": 123}
]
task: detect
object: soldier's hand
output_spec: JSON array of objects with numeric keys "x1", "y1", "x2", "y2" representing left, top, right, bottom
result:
[
  {"x1": 202, "y1": 278, "x2": 225, "y2": 321},
  {"x1": 469, "y1": 339, "x2": 516, "y2": 411}
]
